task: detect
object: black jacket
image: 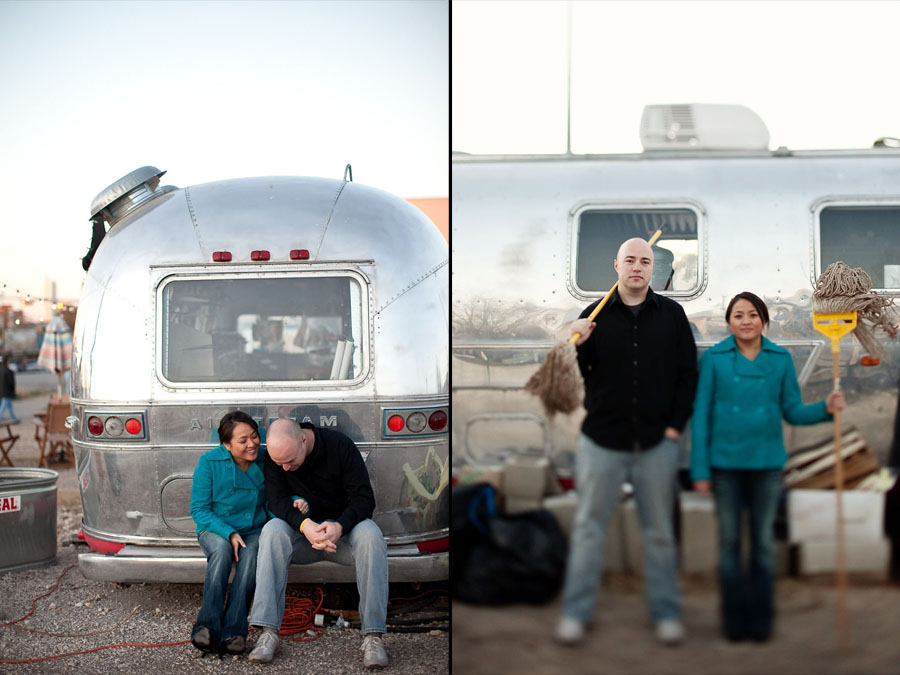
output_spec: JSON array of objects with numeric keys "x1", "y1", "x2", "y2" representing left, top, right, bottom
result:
[
  {"x1": 0, "y1": 365, "x2": 14, "y2": 399},
  {"x1": 263, "y1": 422, "x2": 376, "y2": 534},
  {"x1": 577, "y1": 288, "x2": 698, "y2": 451}
]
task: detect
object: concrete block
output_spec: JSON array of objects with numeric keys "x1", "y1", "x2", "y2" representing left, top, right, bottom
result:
[
  {"x1": 503, "y1": 495, "x2": 543, "y2": 515},
  {"x1": 542, "y1": 492, "x2": 578, "y2": 539},
  {"x1": 504, "y1": 454, "x2": 550, "y2": 499},
  {"x1": 799, "y1": 538, "x2": 890, "y2": 577},
  {"x1": 680, "y1": 492, "x2": 717, "y2": 575},
  {"x1": 789, "y1": 490, "x2": 885, "y2": 543},
  {"x1": 452, "y1": 465, "x2": 504, "y2": 493}
]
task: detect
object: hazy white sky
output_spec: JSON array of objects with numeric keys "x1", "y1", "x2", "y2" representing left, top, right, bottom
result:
[
  {"x1": 0, "y1": 0, "x2": 448, "y2": 306},
  {"x1": 453, "y1": 0, "x2": 900, "y2": 155}
]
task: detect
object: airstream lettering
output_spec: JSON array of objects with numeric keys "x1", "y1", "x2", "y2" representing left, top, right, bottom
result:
[
  {"x1": 73, "y1": 167, "x2": 449, "y2": 583},
  {"x1": 452, "y1": 105, "x2": 900, "y2": 479}
]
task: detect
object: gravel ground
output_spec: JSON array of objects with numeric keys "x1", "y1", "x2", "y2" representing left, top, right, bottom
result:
[
  {"x1": 0, "y1": 411, "x2": 449, "y2": 674},
  {"x1": 0, "y1": 506, "x2": 449, "y2": 674}
]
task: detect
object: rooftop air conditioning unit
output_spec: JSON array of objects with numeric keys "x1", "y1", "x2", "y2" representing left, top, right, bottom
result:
[{"x1": 640, "y1": 103, "x2": 770, "y2": 151}]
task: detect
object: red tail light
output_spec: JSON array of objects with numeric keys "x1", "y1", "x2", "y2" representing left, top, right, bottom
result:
[
  {"x1": 125, "y1": 418, "x2": 142, "y2": 435},
  {"x1": 387, "y1": 415, "x2": 404, "y2": 432},
  {"x1": 251, "y1": 250, "x2": 270, "y2": 261},
  {"x1": 87, "y1": 416, "x2": 104, "y2": 435},
  {"x1": 212, "y1": 251, "x2": 232, "y2": 262},
  {"x1": 428, "y1": 410, "x2": 447, "y2": 431},
  {"x1": 290, "y1": 249, "x2": 310, "y2": 260}
]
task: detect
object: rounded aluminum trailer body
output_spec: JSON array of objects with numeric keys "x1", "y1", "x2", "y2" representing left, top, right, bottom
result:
[
  {"x1": 452, "y1": 150, "x2": 900, "y2": 475},
  {"x1": 73, "y1": 174, "x2": 449, "y2": 582}
]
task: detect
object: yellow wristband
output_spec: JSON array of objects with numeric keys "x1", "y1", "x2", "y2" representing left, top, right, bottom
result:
[{"x1": 300, "y1": 517, "x2": 310, "y2": 533}]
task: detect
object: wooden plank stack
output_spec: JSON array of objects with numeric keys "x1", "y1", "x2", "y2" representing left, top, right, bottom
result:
[{"x1": 783, "y1": 427, "x2": 881, "y2": 490}]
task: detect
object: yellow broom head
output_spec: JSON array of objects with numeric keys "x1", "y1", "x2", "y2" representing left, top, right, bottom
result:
[
  {"x1": 525, "y1": 341, "x2": 584, "y2": 417},
  {"x1": 813, "y1": 261, "x2": 898, "y2": 357}
]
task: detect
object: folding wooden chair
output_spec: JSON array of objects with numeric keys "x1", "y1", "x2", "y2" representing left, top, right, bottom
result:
[
  {"x1": 36, "y1": 402, "x2": 74, "y2": 468},
  {"x1": 0, "y1": 423, "x2": 19, "y2": 467}
]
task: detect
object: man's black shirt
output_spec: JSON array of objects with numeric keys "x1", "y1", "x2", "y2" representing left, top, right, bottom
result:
[
  {"x1": 264, "y1": 423, "x2": 376, "y2": 534},
  {"x1": 576, "y1": 287, "x2": 698, "y2": 451}
]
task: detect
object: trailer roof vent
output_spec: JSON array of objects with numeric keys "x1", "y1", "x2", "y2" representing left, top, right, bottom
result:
[
  {"x1": 640, "y1": 104, "x2": 769, "y2": 152},
  {"x1": 89, "y1": 166, "x2": 176, "y2": 227}
]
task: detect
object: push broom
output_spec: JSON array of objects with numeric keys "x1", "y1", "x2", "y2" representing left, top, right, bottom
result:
[
  {"x1": 525, "y1": 229, "x2": 663, "y2": 417},
  {"x1": 812, "y1": 261, "x2": 897, "y2": 649}
]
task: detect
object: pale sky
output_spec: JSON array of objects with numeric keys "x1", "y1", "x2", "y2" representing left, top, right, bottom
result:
[
  {"x1": 453, "y1": 0, "x2": 900, "y2": 155},
  {"x1": 0, "y1": 0, "x2": 448, "y2": 309}
]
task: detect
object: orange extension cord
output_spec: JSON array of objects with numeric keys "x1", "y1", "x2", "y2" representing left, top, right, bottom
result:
[{"x1": 278, "y1": 587, "x2": 326, "y2": 642}]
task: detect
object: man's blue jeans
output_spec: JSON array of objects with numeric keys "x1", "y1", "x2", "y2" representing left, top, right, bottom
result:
[
  {"x1": 561, "y1": 434, "x2": 682, "y2": 624},
  {"x1": 711, "y1": 468, "x2": 782, "y2": 640},
  {"x1": 249, "y1": 518, "x2": 388, "y2": 635},
  {"x1": 193, "y1": 530, "x2": 260, "y2": 643},
  {"x1": 0, "y1": 397, "x2": 17, "y2": 422}
]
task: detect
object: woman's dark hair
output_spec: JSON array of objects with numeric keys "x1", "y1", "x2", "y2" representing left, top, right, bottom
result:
[
  {"x1": 218, "y1": 410, "x2": 259, "y2": 444},
  {"x1": 725, "y1": 291, "x2": 770, "y2": 327}
]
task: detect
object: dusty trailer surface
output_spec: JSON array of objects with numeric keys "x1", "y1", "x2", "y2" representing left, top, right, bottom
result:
[
  {"x1": 452, "y1": 106, "x2": 900, "y2": 477},
  {"x1": 72, "y1": 166, "x2": 449, "y2": 582}
]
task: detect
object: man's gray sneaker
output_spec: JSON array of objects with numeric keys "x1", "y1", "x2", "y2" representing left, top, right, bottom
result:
[
  {"x1": 248, "y1": 629, "x2": 281, "y2": 663},
  {"x1": 656, "y1": 619, "x2": 684, "y2": 646},
  {"x1": 556, "y1": 616, "x2": 586, "y2": 645},
  {"x1": 361, "y1": 633, "x2": 389, "y2": 669}
]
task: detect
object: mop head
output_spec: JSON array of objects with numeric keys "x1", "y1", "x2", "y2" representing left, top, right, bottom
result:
[
  {"x1": 525, "y1": 341, "x2": 584, "y2": 417},
  {"x1": 813, "y1": 261, "x2": 898, "y2": 356}
]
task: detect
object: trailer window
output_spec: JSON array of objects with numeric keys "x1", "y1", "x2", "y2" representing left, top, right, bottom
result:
[
  {"x1": 161, "y1": 276, "x2": 364, "y2": 383},
  {"x1": 574, "y1": 208, "x2": 699, "y2": 293},
  {"x1": 819, "y1": 206, "x2": 900, "y2": 289}
]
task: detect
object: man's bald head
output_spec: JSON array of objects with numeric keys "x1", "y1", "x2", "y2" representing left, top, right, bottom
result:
[
  {"x1": 267, "y1": 418, "x2": 310, "y2": 470},
  {"x1": 616, "y1": 238, "x2": 654, "y2": 265},
  {"x1": 614, "y1": 237, "x2": 654, "y2": 301}
]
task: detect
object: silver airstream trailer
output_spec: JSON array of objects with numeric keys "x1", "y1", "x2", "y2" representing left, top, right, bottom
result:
[
  {"x1": 72, "y1": 166, "x2": 449, "y2": 582},
  {"x1": 452, "y1": 104, "x2": 900, "y2": 478}
]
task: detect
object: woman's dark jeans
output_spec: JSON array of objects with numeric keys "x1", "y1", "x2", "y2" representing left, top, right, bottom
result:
[
  {"x1": 192, "y1": 530, "x2": 260, "y2": 645},
  {"x1": 711, "y1": 468, "x2": 782, "y2": 640}
]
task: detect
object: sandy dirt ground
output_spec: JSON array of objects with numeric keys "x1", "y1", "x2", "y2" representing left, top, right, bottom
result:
[{"x1": 452, "y1": 572, "x2": 900, "y2": 675}]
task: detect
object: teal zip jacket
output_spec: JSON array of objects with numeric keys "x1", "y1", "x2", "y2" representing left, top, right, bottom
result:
[
  {"x1": 190, "y1": 444, "x2": 270, "y2": 540},
  {"x1": 690, "y1": 335, "x2": 831, "y2": 481}
]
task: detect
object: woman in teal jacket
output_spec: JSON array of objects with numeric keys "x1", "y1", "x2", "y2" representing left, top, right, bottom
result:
[
  {"x1": 189, "y1": 411, "x2": 269, "y2": 654},
  {"x1": 690, "y1": 291, "x2": 844, "y2": 642}
]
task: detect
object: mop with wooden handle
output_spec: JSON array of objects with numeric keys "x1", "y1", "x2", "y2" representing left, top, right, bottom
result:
[
  {"x1": 811, "y1": 261, "x2": 898, "y2": 650},
  {"x1": 525, "y1": 229, "x2": 663, "y2": 417},
  {"x1": 811, "y1": 310, "x2": 855, "y2": 650}
]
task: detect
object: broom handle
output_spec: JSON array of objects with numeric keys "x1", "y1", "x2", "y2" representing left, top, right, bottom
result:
[
  {"x1": 831, "y1": 348, "x2": 849, "y2": 648},
  {"x1": 570, "y1": 229, "x2": 664, "y2": 344}
]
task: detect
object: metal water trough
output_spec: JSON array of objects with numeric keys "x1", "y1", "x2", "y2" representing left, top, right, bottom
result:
[{"x1": 0, "y1": 468, "x2": 58, "y2": 573}]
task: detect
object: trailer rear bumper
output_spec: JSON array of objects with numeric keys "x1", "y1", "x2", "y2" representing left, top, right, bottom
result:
[{"x1": 78, "y1": 545, "x2": 448, "y2": 584}]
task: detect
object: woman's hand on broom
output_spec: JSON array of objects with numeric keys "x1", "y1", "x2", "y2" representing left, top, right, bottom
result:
[
  {"x1": 557, "y1": 318, "x2": 596, "y2": 346},
  {"x1": 826, "y1": 390, "x2": 846, "y2": 414},
  {"x1": 693, "y1": 481, "x2": 711, "y2": 495}
]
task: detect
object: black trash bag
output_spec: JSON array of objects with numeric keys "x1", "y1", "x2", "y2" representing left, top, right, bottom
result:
[{"x1": 452, "y1": 482, "x2": 568, "y2": 605}]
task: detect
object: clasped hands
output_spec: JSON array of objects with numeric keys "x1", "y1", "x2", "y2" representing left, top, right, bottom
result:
[{"x1": 302, "y1": 519, "x2": 342, "y2": 553}]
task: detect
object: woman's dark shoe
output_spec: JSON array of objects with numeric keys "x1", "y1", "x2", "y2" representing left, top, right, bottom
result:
[
  {"x1": 191, "y1": 626, "x2": 214, "y2": 652},
  {"x1": 223, "y1": 635, "x2": 246, "y2": 654}
]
